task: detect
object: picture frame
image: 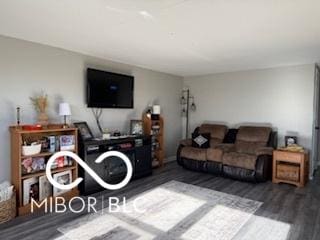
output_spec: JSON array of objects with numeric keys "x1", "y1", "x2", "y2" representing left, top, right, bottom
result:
[
  {"x1": 130, "y1": 120, "x2": 143, "y2": 135},
  {"x1": 285, "y1": 136, "x2": 297, "y2": 146},
  {"x1": 39, "y1": 175, "x2": 52, "y2": 201},
  {"x1": 53, "y1": 170, "x2": 72, "y2": 196},
  {"x1": 73, "y1": 122, "x2": 94, "y2": 140}
]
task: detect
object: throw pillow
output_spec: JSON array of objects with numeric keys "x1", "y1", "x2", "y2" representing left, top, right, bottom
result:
[{"x1": 192, "y1": 132, "x2": 210, "y2": 148}]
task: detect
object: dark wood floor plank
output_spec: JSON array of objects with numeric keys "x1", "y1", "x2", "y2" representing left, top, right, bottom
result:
[{"x1": 0, "y1": 162, "x2": 319, "y2": 240}]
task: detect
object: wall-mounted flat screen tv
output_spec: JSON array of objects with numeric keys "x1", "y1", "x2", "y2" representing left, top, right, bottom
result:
[{"x1": 87, "y1": 68, "x2": 134, "y2": 108}]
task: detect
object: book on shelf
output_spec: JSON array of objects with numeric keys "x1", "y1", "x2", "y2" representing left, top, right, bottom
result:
[
  {"x1": 22, "y1": 155, "x2": 73, "y2": 175},
  {"x1": 60, "y1": 135, "x2": 75, "y2": 151},
  {"x1": 48, "y1": 136, "x2": 56, "y2": 153},
  {"x1": 39, "y1": 176, "x2": 52, "y2": 201},
  {"x1": 23, "y1": 177, "x2": 39, "y2": 205},
  {"x1": 22, "y1": 157, "x2": 45, "y2": 174},
  {"x1": 46, "y1": 135, "x2": 75, "y2": 153},
  {"x1": 57, "y1": 156, "x2": 65, "y2": 168},
  {"x1": 53, "y1": 170, "x2": 72, "y2": 196},
  {"x1": 23, "y1": 171, "x2": 73, "y2": 204}
]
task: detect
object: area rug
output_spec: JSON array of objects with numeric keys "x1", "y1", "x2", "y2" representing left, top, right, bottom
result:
[{"x1": 58, "y1": 181, "x2": 262, "y2": 240}]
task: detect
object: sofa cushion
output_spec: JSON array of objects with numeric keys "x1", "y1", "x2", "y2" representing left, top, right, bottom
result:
[
  {"x1": 210, "y1": 138, "x2": 223, "y2": 148},
  {"x1": 235, "y1": 126, "x2": 272, "y2": 154},
  {"x1": 206, "y1": 148, "x2": 223, "y2": 162},
  {"x1": 236, "y1": 141, "x2": 266, "y2": 155},
  {"x1": 223, "y1": 129, "x2": 238, "y2": 143},
  {"x1": 181, "y1": 147, "x2": 206, "y2": 161},
  {"x1": 215, "y1": 143, "x2": 235, "y2": 152},
  {"x1": 255, "y1": 147, "x2": 273, "y2": 156},
  {"x1": 192, "y1": 132, "x2": 210, "y2": 148},
  {"x1": 222, "y1": 152, "x2": 257, "y2": 170},
  {"x1": 199, "y1": 124, "x2": 228, "y2": 140},
  {"x1": 237, "y1": 126, "x2": 272, "y2": 143}
]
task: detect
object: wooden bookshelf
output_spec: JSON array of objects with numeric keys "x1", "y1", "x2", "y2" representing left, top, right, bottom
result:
[
  {"x1": 10, "y1": 125, "x2": 79, "y2": 216},
  {"x1": 143, "y1": 114, "x2": 164, "y2": 167}
]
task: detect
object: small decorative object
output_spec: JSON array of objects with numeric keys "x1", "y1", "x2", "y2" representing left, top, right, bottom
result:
[
  {"x1": 74, "y1": 122, "x2": 94, "y2": 140},
  {"x1": 22, "y1": 143, "x2": 42, "y2": 156},
  {"x1": 30, "y1": 92, "x2": 49, "y2": 126},
  {"x1": 145, "y1": 105, "x2": 152, "y2": 118},
  {"x1": 102, "y1": 129, "x2": 111, "y2": 140},
  {"x1": 16, "y1": 107, "x2": 20, "y2": 126},
  {"x1": 59, "y1": 103, "x2": 71, "y2": 128},
  {"x1": 113, "y1": 130, "x2": 121, "y2": 137},
  {"x1": 22, "y1": 125, "x2": 42, "y2": 131},
  {"x1": 192, "y1": 132, "x2": 211, "y2": 148},
  {"x1": 53, "y1": 170, "x2": 72, "y2": 196},
  {"x1": 130, "y1": 120, "x2": 143, "y2": 135},
  {"x1": 285, "y1": 136, "x2": 297, "y2": 146},
  {"x1": 190, "y1": 98, "x2": 197, "y2": 111},
  {"x1": 181, "y1": 107, "x2": 186, "y2": 116}
]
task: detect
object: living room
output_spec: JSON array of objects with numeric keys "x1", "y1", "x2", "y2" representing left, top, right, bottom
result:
[{"x1": 0, "y1": 1, "x2": 320, "y2": 239}]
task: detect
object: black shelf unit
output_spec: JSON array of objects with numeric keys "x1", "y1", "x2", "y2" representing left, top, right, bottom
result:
[{"x1": 78, "y1": 135, "x2": 152, "y2": 195}]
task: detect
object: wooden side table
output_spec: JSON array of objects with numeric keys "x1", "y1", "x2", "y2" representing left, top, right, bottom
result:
[{"x1": 272, "y1": 150, "x2": 309, "y2": 187}]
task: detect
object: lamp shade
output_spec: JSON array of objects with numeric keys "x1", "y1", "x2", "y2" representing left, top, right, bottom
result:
[
  {"x1": 153, "y1": 105, "x2": 161, "y2": 115},
  {"x1": 59, "y1": 103, "x2": 71, "y2": 116}
]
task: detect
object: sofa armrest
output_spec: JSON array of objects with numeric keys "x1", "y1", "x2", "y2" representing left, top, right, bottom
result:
[
  {"x1": 215, "y1": 143, "x2": 235, "y2": 153},
  {"x1": 180, "y1": 138, "x2": 192, "y2": 147},
  {"x1": 255, "y1": 147, "x2": 273, "y2": 156},
  {"x1": 255, "y1": 155, "x2": 273, "y2": 182}
]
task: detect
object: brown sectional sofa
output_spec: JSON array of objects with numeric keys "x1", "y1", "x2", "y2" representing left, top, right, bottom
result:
[{"x1": 177, "y1": 124, "x2": 277, "y2": 182}]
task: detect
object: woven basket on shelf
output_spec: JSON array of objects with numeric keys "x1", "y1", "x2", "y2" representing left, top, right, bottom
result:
[{"x1": 0, "y1": 190, "x2": 16, "y2": 224}]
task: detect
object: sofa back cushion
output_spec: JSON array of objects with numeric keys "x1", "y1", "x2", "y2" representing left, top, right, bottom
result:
[
  {"x1": 235, "y1": 126, "x2": 272, "y2": 154},
  {"x1": 199, "y1": 124, "x2": 228, "y2": 147}
]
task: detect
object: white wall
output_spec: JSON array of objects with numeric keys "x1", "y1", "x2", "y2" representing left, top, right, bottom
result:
[
  {"x1": 184, "y1": 65, "x2": 315, "y2": 150},
  {"x1": 0, "y1": 35, "x2": 183, "y2": 182}
]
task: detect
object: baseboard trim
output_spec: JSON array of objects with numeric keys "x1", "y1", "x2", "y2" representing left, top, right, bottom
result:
[{"x1": 165, "y1": 155, "x2": 176, "y2": 163}]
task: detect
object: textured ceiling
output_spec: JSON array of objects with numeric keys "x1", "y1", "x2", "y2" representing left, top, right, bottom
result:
[{"x1": 0, "y1": 0, "x2": 319, "y2": 76}]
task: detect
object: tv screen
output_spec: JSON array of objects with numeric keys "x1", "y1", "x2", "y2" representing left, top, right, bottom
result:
[{"x1": 87, "y1": 68, "x2": 134, "y2": 108}]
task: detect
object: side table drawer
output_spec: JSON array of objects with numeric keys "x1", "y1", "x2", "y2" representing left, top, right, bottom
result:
[
  {"x1": 274, "y1": 151, "x2": 302, "y2": 163},
  {"x1": 277, "y1": 163, "x2": 300, "y2": 182}
]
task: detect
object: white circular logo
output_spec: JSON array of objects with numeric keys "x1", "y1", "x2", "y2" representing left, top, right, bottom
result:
[{"x1": 46, "y1": 151, "x2": 133, "y2": 191}]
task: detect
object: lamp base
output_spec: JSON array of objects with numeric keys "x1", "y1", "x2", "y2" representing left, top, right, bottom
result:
[{"x1": 62, "y1": 115, "x2": 69, "y2": 128}]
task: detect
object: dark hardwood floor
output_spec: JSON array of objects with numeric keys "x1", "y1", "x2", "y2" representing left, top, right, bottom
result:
[{"x1": 0, "y1": 161, "x2": 319, "y2": 240}]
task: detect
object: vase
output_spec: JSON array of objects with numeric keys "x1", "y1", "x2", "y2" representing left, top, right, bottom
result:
[{"x1": 37, "y1": 112, "x2": 49, "y2": 126}]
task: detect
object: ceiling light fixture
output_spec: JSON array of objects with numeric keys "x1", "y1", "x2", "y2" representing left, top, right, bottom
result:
[{"x1": 139, "y1": 10, "x2": 153, "y2": 19}]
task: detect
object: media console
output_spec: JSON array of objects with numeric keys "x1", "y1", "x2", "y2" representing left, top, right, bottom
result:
[{"x1": 78, "y1": 135, "x2": 152, "y2": 195}]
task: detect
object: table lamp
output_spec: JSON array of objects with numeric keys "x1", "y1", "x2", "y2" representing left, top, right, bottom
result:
[{"x1": 59, "y1": 103, "x2": 71, "y2": 128}]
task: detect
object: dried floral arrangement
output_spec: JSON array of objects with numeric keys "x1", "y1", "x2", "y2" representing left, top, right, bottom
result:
[
  {"x1": 30, "y1": 92, "x2": 49, "y2": 125},
  {"x1": 30, "y1": 93, "x2": 48, "y2": 113}
]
